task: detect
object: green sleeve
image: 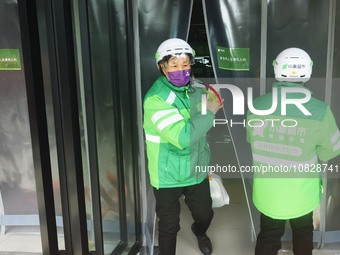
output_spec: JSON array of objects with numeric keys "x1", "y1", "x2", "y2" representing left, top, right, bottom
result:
[
  {"x1": 144, "y1": 95, "x2": 214, "y2": 149},
  {"x1": 316, "y1": 107, "x2": 340, "y2": 161},
  {"x1": 178, "y1": 110, "x2": 215, "y2": 148}
]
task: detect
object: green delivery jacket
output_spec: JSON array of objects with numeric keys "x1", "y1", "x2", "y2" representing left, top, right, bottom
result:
[
  {"x1": 247, "y1": 82, "x2": 340, "y2": 219},
  {"x1": 143, "y1": 76, "x2": 214, "y2": 189}
]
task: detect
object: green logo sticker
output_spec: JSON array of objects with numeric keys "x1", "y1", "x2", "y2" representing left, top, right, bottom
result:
[
  {"x1": 0, "y1": 49, "x2": 21, "y2": 70},
  {"x1": 217, "y1": 47, "x2": 249, "y2": 71}
]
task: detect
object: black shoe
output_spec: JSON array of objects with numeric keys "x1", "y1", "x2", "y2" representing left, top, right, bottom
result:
[{"x1": 191, "y1": 224, "x2": 212, "y2": 255}]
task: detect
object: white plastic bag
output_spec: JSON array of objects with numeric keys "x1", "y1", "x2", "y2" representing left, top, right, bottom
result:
[{"x1": 209, "y1": 173, "x2": 230, "y2": 208}]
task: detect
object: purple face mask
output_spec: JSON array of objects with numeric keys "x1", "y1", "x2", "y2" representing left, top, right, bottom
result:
[{"x1": 167, "y1": 69, "x2": 191, "y2": 87}]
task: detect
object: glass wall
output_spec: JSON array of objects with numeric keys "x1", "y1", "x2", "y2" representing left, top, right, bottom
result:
[
  {"x1": 204, "y1": 0, "x2": 340, "y2": 247},
  {"x1": 0, "y1": 0, "x2": 43, "y2": 253},
  {"x1": 1, "y1": 0, "x2": 142, "y2": 254},
  {"x1": 72, "y1": 0, "x2": 140, "y2": 253},
  {"x1": 73, "y1": 0, "x2": 130, "y2": 252}
]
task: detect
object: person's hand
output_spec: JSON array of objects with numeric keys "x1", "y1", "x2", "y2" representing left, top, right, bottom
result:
[{"x1": 207, "y1": 91, "x2": 224, "y2": 114}]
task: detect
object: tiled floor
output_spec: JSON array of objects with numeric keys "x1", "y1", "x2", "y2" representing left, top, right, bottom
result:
[
  {"x1": 0, "y1": 227, "x2": 42, "y2": 254},
  {"x1": 0, "y1": 226, "x2": 117, "y2": 254},
  {"x1": 1, "y1": 179, "x2": 340, "y2": 254}
]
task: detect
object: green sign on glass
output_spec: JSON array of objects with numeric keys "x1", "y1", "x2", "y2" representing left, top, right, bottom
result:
[
  {"x1": 0, "y1": 49, "x2": 21, "y2": 70},
  {"x1": 217, "y1": 47, "x2": 250, "y2": 71}
]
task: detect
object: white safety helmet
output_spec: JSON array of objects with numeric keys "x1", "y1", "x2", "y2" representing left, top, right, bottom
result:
[
  {"x1": 273, "y1": 47, "x2": 313, "y2": 83},
  {"x1": 155, "y1": 38, "x2": 195, "y2": 68}
]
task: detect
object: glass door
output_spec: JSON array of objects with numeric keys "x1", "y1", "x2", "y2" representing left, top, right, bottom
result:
[
  {"x1": 17, "y1": 0, "x2": 142, "y2": 254},
  {"x1": 72, "y1": 0, "x2": 140, "y2": 253},
  {"x1": 0, "y1": 1, "x2": 43, "y2": 252}
]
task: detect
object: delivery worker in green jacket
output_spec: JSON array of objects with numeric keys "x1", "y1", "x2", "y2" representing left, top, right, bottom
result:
[
  {"x1": 246, "y1": 48, "x2": 340, "y2": 255},
  {"x1": 143, "y1": 38, "x2": 223, "y2": 255}
]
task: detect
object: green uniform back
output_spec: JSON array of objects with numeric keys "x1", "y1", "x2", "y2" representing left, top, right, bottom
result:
[{"x1": 247, "y1": 82, "x2": 340, "y2": 219}]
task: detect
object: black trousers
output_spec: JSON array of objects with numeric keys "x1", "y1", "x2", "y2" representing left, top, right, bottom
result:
[
  {"x1": 153, "y1": 178, "x2": 214, "y2": 255},
  {"x1": 255, "y1": 212, "x2": 314, "y2": 255}
]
